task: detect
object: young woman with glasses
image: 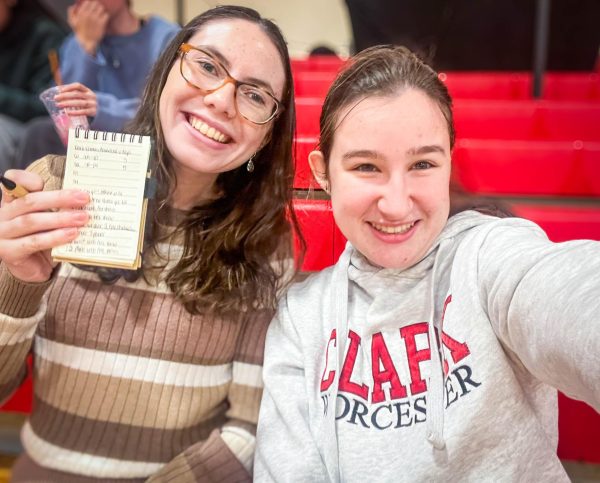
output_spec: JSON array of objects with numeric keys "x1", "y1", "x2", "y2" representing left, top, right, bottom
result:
[{"x1": 0, "y1": 6, "x2": 300, "y2": 482}]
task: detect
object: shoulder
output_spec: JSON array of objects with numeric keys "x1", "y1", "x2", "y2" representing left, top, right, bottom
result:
[
  {"x1": 448, "y1": 211, "x2": 548, "y2": 248},
  {"x1": 287, "y1": 265, "x2": 336, "y2": 297},
  {"x1": 27, "y1": 155, "x2": 65, "y2": 192},
  {"x1": 31, "y1": 17, "x2": 66, "y2": 38},
  {"x1": 468, "y1": 215, "x2": 548, "y2": 248},
  {"x1": 143, "y1": 16, "x2": 180, "y2": 36},
  {"x1": 280, "y1": 265, "x2": 337, "y2": 321}
]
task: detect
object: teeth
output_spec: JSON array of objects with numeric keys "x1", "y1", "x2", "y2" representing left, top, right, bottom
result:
[
  {"x1": 189, "y1": 116, "x2": 229, "y2": 143},
  {"x1": 371, "y1": 221, "x2": 415, "y2": 234}
]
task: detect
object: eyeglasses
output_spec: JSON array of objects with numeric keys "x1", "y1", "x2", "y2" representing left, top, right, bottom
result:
[{"x1": 178, "y1": 43, "x2": 283, "y2": 125}]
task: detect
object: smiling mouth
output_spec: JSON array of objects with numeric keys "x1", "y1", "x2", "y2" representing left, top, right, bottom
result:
[
  {"x1": 369, "y1": 221, "x2": 416, "y2": 234},
  {"x1": 188, "y1": 115, "x2": 230, "y2": 144}
]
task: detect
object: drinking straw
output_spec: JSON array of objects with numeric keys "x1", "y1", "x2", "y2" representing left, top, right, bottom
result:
[{"x1": 48, "y1": 49, "x2": 62, "y2": 86}]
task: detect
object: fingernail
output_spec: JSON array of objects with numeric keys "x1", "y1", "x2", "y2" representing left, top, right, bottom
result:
[
  {"x1": 74, "y1": 212, "x2": 88, "y2": 223},
  {"x1": 64, "y1": 227, "x2": 79, "y2": 239},
  {"x1": 73, "y1": 191, "x2": 90, "y2": 203}
]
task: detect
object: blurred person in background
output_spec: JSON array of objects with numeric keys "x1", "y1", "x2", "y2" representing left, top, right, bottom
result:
[
  {"x1": 16, "y1": 0, "x2": 179, "y2": 167},
  {"x1": 0, "y1": 0, "x2": 66, "y2": 174}
]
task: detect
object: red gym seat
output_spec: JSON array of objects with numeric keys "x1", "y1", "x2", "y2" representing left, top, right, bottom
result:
[
  {"x1": 452, "y1": 139, "x2": 600, "y2": 197},
  {"x1": 453, "y1": 99, "x2": 600, "y2": 141}
]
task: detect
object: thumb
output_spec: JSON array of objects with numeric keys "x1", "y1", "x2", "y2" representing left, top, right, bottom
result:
[{"x1": 1, "y1": 169, "x2": 44, "y2": 200}]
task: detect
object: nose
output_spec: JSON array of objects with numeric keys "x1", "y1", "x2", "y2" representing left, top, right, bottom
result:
[
  {"x1": 202, "y1": 80, "x2": 237, "y2": 119},
  {"x1": 377, "y1": 173, "x2": 414, "y2": 219}
]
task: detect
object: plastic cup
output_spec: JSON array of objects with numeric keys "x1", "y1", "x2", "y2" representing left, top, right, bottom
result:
[{"x1": 39, "y1": 86, "x2": 89, "y2": 146}]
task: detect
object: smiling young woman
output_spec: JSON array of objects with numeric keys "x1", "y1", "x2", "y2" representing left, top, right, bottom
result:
[
  {"x1": 255, "y1": 45, "x2": 600, "y2": 482},
  {"x1": 0, "y1": 6, "x2": 301, "y2": 482}
]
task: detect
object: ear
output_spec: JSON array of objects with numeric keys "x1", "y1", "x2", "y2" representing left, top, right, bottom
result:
[{"x1": 308, "y1": 150, "x2": 329, "y2": 192}]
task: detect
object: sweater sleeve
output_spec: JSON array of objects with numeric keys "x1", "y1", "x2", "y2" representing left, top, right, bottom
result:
[
  {"x1": 477, "y1": 219, "x2": 600, "y2": 411},
  {"x1": 254, "y1": 295, "x2": 328, "y2": 482},
  {"x1": 0, "y1": 264, "x2": 51, "y2": 403},
  {"x1": 0, "y1": 155, "x2": 61, "y2": 403},
  {"x1": 146, "y1": 309, "x2": 272, "y2": 483},
  {"x1": 59, "y1": 36, "x2": 101, "y2": 89},
  {"x1": 91, "y1": 93, "x2": 140, "y2": 132}
]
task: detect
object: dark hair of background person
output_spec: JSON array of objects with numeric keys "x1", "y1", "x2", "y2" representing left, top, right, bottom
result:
[
  {"x1": 308, "y1": 45, "x2": 340, "y2": 57},
  {"x1": 118, "y1": 5, "x2": 303, "y2": 315},
  {"x1": 345, "y1": 0, "x2": 600, "y2": 71},
  {"x1": 11, "y1": 0, "x2": 70, "y2": 32},
  {"x1": 315, "y1": 44, "x2": 513, "y2": 217}
]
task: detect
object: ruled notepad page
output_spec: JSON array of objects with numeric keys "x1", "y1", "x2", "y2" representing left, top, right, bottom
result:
[{"x1": 52, "y1": 128, "x2": 152, "y2": 269}]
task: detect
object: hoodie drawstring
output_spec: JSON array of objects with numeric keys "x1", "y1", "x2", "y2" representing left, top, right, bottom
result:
[
  {"x1": 426, "y1": 240, "x2": 448, "y2": 451},
  {"x1": 327, "y1": 242, "x2": 353, "y2": 483}
]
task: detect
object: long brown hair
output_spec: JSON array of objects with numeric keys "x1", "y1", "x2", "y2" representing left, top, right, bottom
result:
[{"x1": 127, "y1": 6, "x2": 301, "y2": 315}]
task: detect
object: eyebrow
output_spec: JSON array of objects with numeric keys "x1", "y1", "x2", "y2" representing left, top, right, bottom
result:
[
  {"x1": 406, "y1": 145, "x2": 446, "y2": 156},
  {"x1": 200, "y1": 45, "x2": 277, "y2": 95},
  {"x1": 342, "y1": 149, "x2": 380, "y2": 160},
  {"x1": 342, "y1": 145, "x2": 446, "y2": 160}
]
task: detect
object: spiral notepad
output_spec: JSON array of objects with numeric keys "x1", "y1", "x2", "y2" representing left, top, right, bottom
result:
[{"x1": 52, "y1": 128, "x2": 153, "y2": 269}]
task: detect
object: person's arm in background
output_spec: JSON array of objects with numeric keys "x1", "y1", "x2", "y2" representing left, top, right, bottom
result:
[
  {"x1": 146, "y1": 309, "x2": 272, "y2": 482},
  {"x1": 0, "y1": 18, "x2": 66, "y2": 122},
  {"x1": 53, "y1": 81, "x2": 141, "y2": 133},
  {"x1": 479, "y1": 219, "x2": 600, "y2": 411}
]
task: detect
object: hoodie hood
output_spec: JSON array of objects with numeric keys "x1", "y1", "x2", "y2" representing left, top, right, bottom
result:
[{"x1": 328, "y1": 210, "x2": 496, "y2": 479}]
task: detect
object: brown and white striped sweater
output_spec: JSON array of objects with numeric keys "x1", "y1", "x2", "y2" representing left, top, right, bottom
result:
[{"x1": 0, "y1": 156, "x2": 273, "y2": 482}]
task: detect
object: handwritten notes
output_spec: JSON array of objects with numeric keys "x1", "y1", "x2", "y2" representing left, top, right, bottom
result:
[{"x1": 52, "y1": 129, "x2": 152, "y2": 269}]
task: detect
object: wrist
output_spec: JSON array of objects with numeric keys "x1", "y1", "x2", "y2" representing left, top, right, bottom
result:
[
  {"x1": 0, "y1": 264, "x2": 54, "y2": 318},
  {"x1": 76, "y1": 35, "x2": 98, "y2": 56}
]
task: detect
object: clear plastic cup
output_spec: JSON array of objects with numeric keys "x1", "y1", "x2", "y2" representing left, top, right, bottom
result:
[{"x1": 39, "y1": 86, "x2": 89, "y2": 146}]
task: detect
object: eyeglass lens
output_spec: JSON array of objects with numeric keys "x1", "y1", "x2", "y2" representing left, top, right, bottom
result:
[{"x1": 181, "y1": 49, "x2": 277, "y2": 123}]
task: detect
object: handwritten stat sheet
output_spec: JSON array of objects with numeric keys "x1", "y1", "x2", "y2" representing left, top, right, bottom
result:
[{"x1": 52, "y1": 128, "x2": 152, "y2": 269}]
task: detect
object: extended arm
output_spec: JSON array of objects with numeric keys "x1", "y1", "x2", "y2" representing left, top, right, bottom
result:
[{"x1": 479, "y1": 220, "x2": 600, "y2": 411}]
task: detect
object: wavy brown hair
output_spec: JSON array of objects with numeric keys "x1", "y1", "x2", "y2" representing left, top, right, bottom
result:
[{"x1": 125, "y1": 6, "x2": 302, "y2": 315}]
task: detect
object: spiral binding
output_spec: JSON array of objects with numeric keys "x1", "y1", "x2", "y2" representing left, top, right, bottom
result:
[{"x1": 73, "y1": 128, "x2": 146, "y2": 143}]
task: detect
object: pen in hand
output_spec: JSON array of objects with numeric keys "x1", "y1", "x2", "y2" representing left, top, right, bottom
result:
[{"x1": 0, "y1": 174, "x2": 30, "y2": 198}]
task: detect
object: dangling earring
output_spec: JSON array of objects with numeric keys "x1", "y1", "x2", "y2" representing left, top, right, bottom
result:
[{"x1": 247, "y1": 153, "x2": 256, "y2": 173}]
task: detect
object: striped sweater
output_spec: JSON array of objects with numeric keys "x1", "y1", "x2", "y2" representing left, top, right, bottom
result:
[{"x1": 0, "y1": 156, "x2": 273, "y2": 482}]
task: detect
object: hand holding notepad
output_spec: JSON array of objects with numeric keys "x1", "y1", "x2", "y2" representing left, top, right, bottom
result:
[{"x1": 52, "y1": 128, "x2": 153, "y2": 269}]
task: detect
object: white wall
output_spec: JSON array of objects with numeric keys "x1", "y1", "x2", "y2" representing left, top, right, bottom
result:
[{"x1": 134, "y1": 0, "x2": 352, "y2": 57}]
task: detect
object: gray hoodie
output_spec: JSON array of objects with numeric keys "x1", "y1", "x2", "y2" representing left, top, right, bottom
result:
[{"x1": 255, "y1": 211, "x2": 600, "y2": 482}]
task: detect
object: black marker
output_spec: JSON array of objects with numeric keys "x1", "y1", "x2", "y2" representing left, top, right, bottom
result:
[{"x1": 0, "y1": 175, "x2": 29, "y2": 198}]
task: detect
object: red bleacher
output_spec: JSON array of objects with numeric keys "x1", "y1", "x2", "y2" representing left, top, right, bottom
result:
[
  {"x1": 297, "y1": 97, "x2": 600, "y2": 141},
  {"x1": 452, "y1": 139, "x2": 600, "y2": 197},
  {"x1": 294, "y1": 68, "x2": 600, "y2": 102},
  {"x1": 453, "y1": 100, "x2": 600, "y2": 141},
  {"x1": 291, "y1": 56, "x2": 346, "y2": 73}
]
